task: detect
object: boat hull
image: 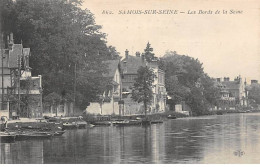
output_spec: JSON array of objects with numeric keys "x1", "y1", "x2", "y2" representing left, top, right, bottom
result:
[
  {"x1": 151, "y1": 121, "x2": 163, "y2": 124},
  {"x1": 53, "y1": 131, "x2": 66, "y2": 136},
  {"x1": 63, "y1": 124, "x2": 79, "y2": 130},
  {"x1": 141, "y1": 120, "x2": 151, "y2": 126},
  {"x1": 91, "y1": 122, "x2": 111, "y2": 126},
  {"x1": 16, "y1": 133, "x2": 52, "y2": 140},
  {"x1": 78, "y1": 123, "x2": 87, "y2": 129}
]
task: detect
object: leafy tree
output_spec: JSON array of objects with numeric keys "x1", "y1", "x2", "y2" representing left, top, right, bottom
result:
[
  {"x1": 131, "y1": 66, "x2": 155, "y2": 116},
  {"x1": 248, "y1": 83, "x2": 260, "y2": 105},
  {"x1": 1, "y1": 0, "x2": 118, "y2": 110},
  {"x1": 161, "y1": 51, "x2": 220, "y2": 115},
  {"x1": 20, "y1": 77, "x2": 42, "y2": 117}
]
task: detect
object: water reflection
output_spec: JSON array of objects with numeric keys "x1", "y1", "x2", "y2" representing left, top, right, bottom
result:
[
  {"x1": 2, "y1": 113, "x2": 260, "y2": 163},
  {"x1": 1, "y1": 140, "x2": 43, "y2": 163}
]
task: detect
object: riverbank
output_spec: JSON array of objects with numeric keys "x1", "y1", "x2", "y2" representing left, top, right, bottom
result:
[
  {"x1": 83, "y1": 111, "x2": 189, "y2": 123},
  {"x1": 2, "y1": 110, "x2": 259, "y2": 130}
]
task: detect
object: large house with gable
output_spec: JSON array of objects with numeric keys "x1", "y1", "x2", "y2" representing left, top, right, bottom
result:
[
  {"x1": 0, "y1": 33, "x2": 42, "y2": 119},
  {"x1": 215, "y1": 76, "x2": 247, "y2": 110},
  {"x1": 120, "y1": 49, "x2": 167, "y2": 115}
]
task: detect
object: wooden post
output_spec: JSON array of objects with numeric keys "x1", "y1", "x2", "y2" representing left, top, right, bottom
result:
[
  {"x1": 73, "y1": 63, "x2": 76, "y2": 116},
  {"x1": 1, "y1": 33, "x2": 4, "y2": 110}
]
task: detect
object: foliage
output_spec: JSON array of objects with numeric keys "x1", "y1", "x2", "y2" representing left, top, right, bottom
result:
[
  {"x1": 1, "y1": 0, "x2": 119, "y2": 110},
  {"x1": 143, "y1": 42, "x2": 155, "y2": 62},
  {"x1": 248, "y1": 83, "x2": 260, "y2": 105},
  {"x1": 161, "y1": 51, "x2": 220, "y2": 115},
  {"x1": 131, "y1": 66, "x2": 155, "y2": 116},
  {"x1": 20, "y1": 77, "x2": 41, "y2": 117}
]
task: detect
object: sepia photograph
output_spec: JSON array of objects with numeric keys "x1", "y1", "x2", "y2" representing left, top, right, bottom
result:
[{"x1": 0, "y1": 0, "x2": 260, "y2": 164}]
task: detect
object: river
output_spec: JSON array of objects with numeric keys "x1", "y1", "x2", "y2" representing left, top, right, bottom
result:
[{"x1": 1, "y1": 113, "x2": 260, "y2": 164}]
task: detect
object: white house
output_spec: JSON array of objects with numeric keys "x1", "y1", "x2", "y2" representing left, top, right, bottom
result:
[{"x1": 87, "y1": 59, "x2": 123, "y2": 115}]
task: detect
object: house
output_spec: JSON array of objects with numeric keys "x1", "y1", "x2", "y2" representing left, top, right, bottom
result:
[
  {"x1": 87, "y1": 59, "x2": 123, "y2": 115},
  {"x1": 0, "y1": 33, "x2": 42, "y2": 119},
  {"x1": 120, "y1": 49, "x2": 167, "y2": 115},
  {"x1": 215, "y1": 76, "x2": 247, "y2": 110}
]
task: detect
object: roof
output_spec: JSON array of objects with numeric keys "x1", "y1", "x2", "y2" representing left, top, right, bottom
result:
[
  {"x1": 221, "y1": 81, "x2": 240, "y2": 90},
  {"x1": 121, "y1": 55, "x2": 146, "y2": 74},
  {"x1": 0, "y1": 44, "x2": 31, "y2": 69},
  {"x1": 103, "y1": 59, "x2": 120, "y2": 78}
]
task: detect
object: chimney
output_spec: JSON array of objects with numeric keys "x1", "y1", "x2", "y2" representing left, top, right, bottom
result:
[
  {"x1": 141, "y1": 53, "x2": 145, "y2": 63},
  {"x1": 8, "y1": 33, "x2": 14, "y2": 50},
  {"x1": 10, "y1": 33, "x2": 14, "y2": 44},
  {"x1": 125, "y1": 49, "x2": 129, "y2": 59},
  {"x1": 136, "y1": 52, "x2": 140, "y2": 57},
  {"x1": 224, "y1": 77, "x2": 230, "y2": 82},
  {"x1": 234, "y1": 76, "x2": 241, "y2": 83},
  {"x1": 123, "y1": 61, "x2": 127, "y2": 73},
  {"x1": 251, "y1": 80, "x2": 258, "y2": 84}
]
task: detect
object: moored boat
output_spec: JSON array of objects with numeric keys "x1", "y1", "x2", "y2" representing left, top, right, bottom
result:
[
  {"x1": 63, "y1": 122, "x2": 79, "y2": 130},
  {"x1": 141, "y1": 120, "x2": 151, "y2": 126},
  {"x1": 167, "y1": 115, "x2": 177, "y2": 119},
  {"x1": 53, "y1": 131, "x2": 66, "y2": 136},
  {"x1": 151, "y1": 120, "x2": 163, "y2": 124},
  {"x1": 16, "y1": 132, "x2": 52, "y2": 140},
  {"x1": 113, "y1": 120, "x2": 142, "y2": 126},
  {"x1": 91, "y1": 121, "x2": 112, "y2": 126},
  {"x1": 77, "y1": 121, "x2": 87, "y2": 129},
  {"x1": 216, "y1": 111, "x2": 224, "y2": 115}
]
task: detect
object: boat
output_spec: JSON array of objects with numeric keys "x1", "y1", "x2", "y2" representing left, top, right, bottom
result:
[
  {"x1": 77, "y1": 121, "x2": 87, "y2": 129},
  {"x1": 16, "y1": 132, "x2": 52, "y2": 140},
  {"x1": 112, "y1": 120, "x2": 129, "y2": 126},
  {"x1": 167, "y1": 115, "x2": 177, "y2": 119},
  {"x1": 216, "y1": 111, "x2": 223, "y2": 115},
  {"x1": 151, "y1": 120, "x2": 163, "y2": 124},
  {"x1": 62, "y1": 122, "x2": 79, "y2": 129},
  {"x1": 0, "y1": 132, "x2": 16, "y2": 143},
  {"x1": 91, "y1": 121, "x2": 112, "y2": 126},
  {"x1": 53, "y1": 131, "x2": 66, "y2": 136},
  {"x1": 87, "y1": 124, "x2": 95, "y2": 128},
  {"x1": 141, "y1": 120, "x2": 151, "y2": 126},
  {"x1": 113, "y1": 120, "x2": 142, "y2": 126}
]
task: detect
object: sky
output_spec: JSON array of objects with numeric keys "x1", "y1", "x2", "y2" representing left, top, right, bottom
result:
[{"x1": 82, "y1": 0, "x2": 260, "y2": 82}]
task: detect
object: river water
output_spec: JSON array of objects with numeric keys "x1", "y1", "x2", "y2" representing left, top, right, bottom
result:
[{"x1": 1, "y1": 113, "x2": 260, "y2": 164}]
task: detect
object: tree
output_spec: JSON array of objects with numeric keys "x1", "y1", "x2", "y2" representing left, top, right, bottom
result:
[
  {"x1": 144, "y1": 42, "x2": 155, "y2": 62},
  {"x1": 248, "y1": 84, "x2": 260, "y2": 105},
  {"x1": 161, "y1": 51, "x2": 220, "y2": 115},
  {"x1": 131, "y1": 66, "x2": 155, "y2": 117},
  {"x1": 1, "y1": 0, "x2": 119, "y2": 110},
  {"x1": 20, "y1": 77, "x2": 42, "y2": 118}
]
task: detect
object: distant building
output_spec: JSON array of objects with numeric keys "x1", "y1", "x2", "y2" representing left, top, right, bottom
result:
[
  {"x1": 120, "y1": 50, "x2": 167, "y2": 115},
  {"x1": 87, "y1": 59, "x2": 123, "y2": 115},
  {"x1": 0, "y1": 33, "x2": 42, "y2": 119},
  {"x1": 215, "y1": 76, "x2": 247, "y2": 110},
  {"x1": 245, "y1": 79, "x2": 260, "y2": 109}
]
